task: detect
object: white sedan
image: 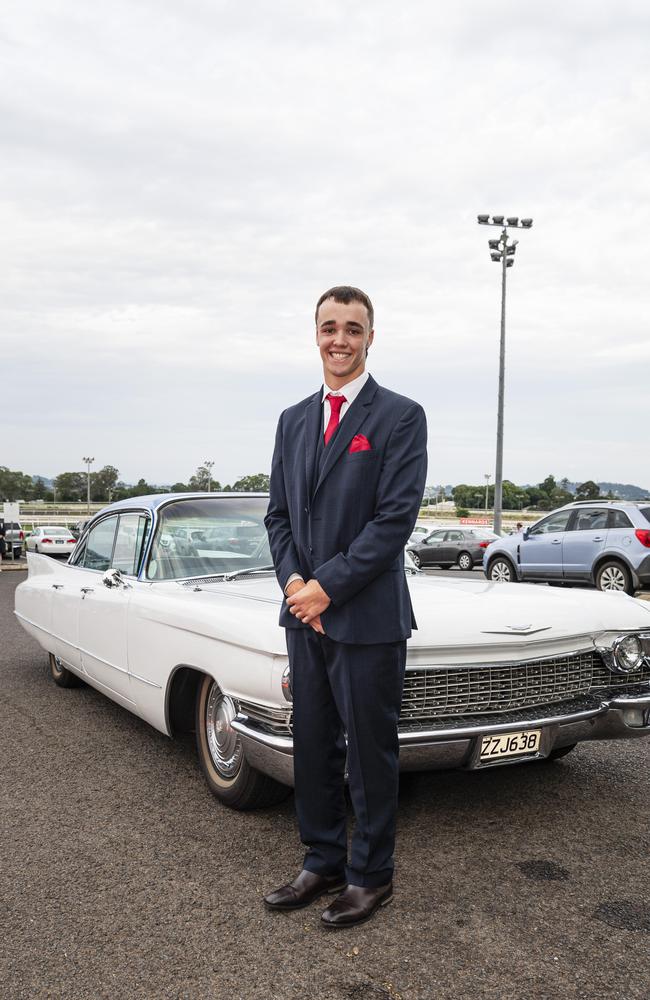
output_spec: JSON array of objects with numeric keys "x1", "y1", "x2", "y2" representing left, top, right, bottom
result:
[
  {"x1": 25, "y1": 526, "x2": 78, "y2": 557},
  {"x1": 14, "y1": 492, "x2": 650, "y2": 810}
]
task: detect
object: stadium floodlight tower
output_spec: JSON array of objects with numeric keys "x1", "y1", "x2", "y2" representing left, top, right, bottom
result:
[
  {"x1": 477, "y1": 214, "x2": 533, "y2": 535},
  {"x1": 82, "y1": 456, "x2": 95, "y2": 515}
]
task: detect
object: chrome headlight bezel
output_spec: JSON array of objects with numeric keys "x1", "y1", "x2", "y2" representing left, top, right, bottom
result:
[
  {"x1": 597, "y1": 633, "x2": 647, "y2": 674},
  {"x1": 281, "y1": 664, "x2": 292, "y2": 702},
  {"x1": 596, "y1": 632, "x2": 647, "y2": 675},
  {"x1": 614, "y1": 634, "x2": 644, "y2": 673}
]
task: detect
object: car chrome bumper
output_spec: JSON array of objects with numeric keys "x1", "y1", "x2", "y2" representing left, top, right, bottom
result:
[{"x1": 231, "y1": 688, "x2": 650, "y2": 787}]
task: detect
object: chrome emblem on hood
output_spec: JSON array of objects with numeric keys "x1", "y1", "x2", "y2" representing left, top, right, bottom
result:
[{"x1": 481, "y1": 624, "x2": 553, "y2": 636}]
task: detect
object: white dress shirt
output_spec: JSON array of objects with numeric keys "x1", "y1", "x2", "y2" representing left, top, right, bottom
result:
[
  {"x1": 321, "y1": 370, "x2": 370, "y2": 432},
  {"x1": 285, "y1": 370, "x2": 371, "y2": 592}
]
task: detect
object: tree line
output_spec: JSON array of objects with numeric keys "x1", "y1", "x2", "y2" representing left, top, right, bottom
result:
[
  {"x1": 451, "y1": 475, "x2": 612, "y2": 512},
  {"x1": 0, "y1": 465, "x2": 621, "y2": 508},
  {"x1": 0, "y1": 464, "x2": 270, "y2": 503}
]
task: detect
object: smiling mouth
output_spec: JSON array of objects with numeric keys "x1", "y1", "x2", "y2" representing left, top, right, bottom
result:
[{"x1": 329, "y1": 352, "x2": 351, "y2": 361}]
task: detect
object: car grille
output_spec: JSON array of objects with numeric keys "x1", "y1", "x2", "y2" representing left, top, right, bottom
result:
[
  {"x1": 238, "y1": 700, "x2": 293, "y2": 737},
  {"x1": 236, "y1": 651, "x2": 650, "y2": 739},
  {"x1": 399, "y1": 650, "x2": 650, "y2": 727}
]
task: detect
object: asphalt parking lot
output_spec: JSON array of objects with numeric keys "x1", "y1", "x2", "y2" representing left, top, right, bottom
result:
[{"x1": 1, "y1": 571, "x2": 649, "y2": 1000}]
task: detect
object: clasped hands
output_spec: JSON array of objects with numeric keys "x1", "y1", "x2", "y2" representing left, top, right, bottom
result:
[{"x1": 285, "y1": 578, "x2": 330, "y2": 634}]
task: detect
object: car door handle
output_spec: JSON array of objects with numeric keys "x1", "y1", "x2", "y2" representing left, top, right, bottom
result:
[
  {"x1": 551, "y1": 540, "x2": 562, "y2": 545},
  {"x1": 80, "y1": 587, "x2": 94, "y2": 594},
  {"x1": 592, "y1": 536, "x2": 604, "y2": 542},
  {"x1": 51, "y1": 584, "x2": 64, "y2": 590}
]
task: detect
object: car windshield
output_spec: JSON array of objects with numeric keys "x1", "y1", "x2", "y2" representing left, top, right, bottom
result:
[
  {"x1": 43, "y1": 527, "x2": 72, "y2": 536},
  {"x1": 146, "y1": 496, "x2": 272, "y2": 581}
]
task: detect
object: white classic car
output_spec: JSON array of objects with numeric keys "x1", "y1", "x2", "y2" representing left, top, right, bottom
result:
[{"x1": 14, "y1": 493, "x2": 650, "y2": 810}]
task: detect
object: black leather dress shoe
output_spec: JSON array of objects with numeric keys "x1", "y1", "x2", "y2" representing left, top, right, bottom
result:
[
  {"x1": 263, "y1": 870, "x2": 346, "y2": 911},
  {"x1": 320, "y1": 883, "x2": 393, "y2": 928}
]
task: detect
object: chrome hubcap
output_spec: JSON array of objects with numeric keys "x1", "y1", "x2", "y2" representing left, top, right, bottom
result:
[
  {"x1": 459, "y1": 555, "x2": 471, "y2": 570},
  {"x1": 205, "y1": 684, "x2": 243, "y2": 779},
  {"x1": 52, "y1": 655, "x2": 64, "y2": 674},
  {"x1": 600, "y1": 566, "x2": 626, "y2": 591},
  {"x1": 492, "y1": 563, "x2": 511, "y2": 583}
]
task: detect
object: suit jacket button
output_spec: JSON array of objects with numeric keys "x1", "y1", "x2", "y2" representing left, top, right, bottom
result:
[{"x1": 309, "y1": 546, "x2": 313, "y2": 554}]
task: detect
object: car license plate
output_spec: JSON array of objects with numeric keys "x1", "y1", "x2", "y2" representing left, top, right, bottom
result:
[
  {"x1": 55, "y1": 540, "x2": 64, "y2": 544},
  {"x1": 480, "y1": 729, "x2": 541, "y2": 762}
]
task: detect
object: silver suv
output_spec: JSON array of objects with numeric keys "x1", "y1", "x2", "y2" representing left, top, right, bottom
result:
[{"x1": 484, "y1": 501, "x2": 650, "y2": 595}]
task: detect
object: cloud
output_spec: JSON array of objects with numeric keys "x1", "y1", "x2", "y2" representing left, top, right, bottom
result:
[{"x1": 1, "y1": 1, "x2": 648, "y2": 488}]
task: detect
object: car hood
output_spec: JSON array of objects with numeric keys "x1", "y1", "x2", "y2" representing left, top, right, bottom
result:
[{"x1": 147, "y1": 573, "x2": 650, "y2": 662}]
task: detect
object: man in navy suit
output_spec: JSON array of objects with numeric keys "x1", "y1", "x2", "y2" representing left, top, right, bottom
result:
[{"x1": 264, "y1": 286, "x2": 427, "y2": 928}]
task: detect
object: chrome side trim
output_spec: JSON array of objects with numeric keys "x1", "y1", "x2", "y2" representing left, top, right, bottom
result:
[{"x1": 128, "y1": 671, "x2": 162, "y2": 690}]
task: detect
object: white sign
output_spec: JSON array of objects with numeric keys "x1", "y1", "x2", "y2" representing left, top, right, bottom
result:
[{"x1": 3, "y1": 502, "x2": 20, "y2": 523}]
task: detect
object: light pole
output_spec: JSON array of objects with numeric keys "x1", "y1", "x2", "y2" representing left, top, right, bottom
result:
[
  {"x1": 82, "y1": 456, "x2": 94, "y2": 515},
  {"x1": 204, "y1": 460, "x2": 214, "y2": 492},
  {"x1": 477, "y1": 214, "x2": 533, "y2": 535},
  {"x1": 484, "y1": 473, "x2": 491, "y2": 512}
]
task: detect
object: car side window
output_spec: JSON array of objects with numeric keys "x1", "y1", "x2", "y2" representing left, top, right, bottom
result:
[
  {"x1": 112, "y1": 513, "x2": 151, "y2": 576},
  {"x1": 530, "y1": 510, "x2": 572, "y2": 535},
  {"x1": 82, "y1": 516, "x2": 118, "y2": 571},
  {"x1": 609, "y1": 510, "x2": 632, "y2": 529},
  {"x1": 445, "y1": 531, "x2": 463, "y2": 541},
  {"x1": 572, "y1": 509, "x2": 609, "y2": 531},
  {"x1": 426, "y1": 530, "x2": 446, "y2": 542}
]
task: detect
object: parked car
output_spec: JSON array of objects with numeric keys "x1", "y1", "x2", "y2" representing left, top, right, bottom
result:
[
  {"x1": 484, "y1": 501, "x2": 650, "y2": 595},
  {"x1": 0, "y1": 519, "x2": 24, "y2": 560},
  {"x1": 25, "y1": 526, "x2": 78, "y2": 558},
  {"x1": 407, "y1": 525, "x2": 432, "y2": 545},
  {"x1": 15, "y1": 493, "x2": 650, "y2": 811},
  {"x1": 407, "y1": 527, "x2": 499, "y2": 570}
]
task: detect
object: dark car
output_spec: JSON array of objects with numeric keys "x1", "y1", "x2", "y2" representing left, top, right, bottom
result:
[
  {"x1": 0, "y1": 519, "x2": 24, "y2": 560},
  {"x1": 407, "y1": 527, "x2": 499, "y2": 571}
]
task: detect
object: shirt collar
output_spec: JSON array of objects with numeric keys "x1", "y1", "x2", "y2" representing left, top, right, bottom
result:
[{"x1": 321, "y1": 370, "x2": 370, "y2": 405}]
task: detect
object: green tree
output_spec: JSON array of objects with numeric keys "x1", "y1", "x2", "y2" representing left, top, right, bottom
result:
[
  {"x1": 32, "y1": 477, "x2": 51, "y2": 501},
  {"x1": 0, "y1": 467, "x2": 36, "y2": 501},
  {"x1": 91, "y1": 465, "x2": 120, "y2": 502},
  {"x1": 170, "y1": 482, "x2": 190, "y2": 492},
  {"x1": 452, "y1": 484, "x2": 480, "y2": 509},
  {"x1": 54, "y1": 471, "x2": 86, "y2": 501},
  {"x1": 501, "y1": 480, "x2": 530, "y2": 510},
  {"x1": 189, "y1": 464, "x2": 221, "y2": 491},
  {"x1": 232, "y1": 473, "x2": 270, "y2": 492},
  {"x1": 576, "y1": 480, "x2": 601, "y2": 501}
]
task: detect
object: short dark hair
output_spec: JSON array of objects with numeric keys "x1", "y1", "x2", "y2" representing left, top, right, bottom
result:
[{"x1": 315, "y1": 285, "x2": 374, "y2": 330}]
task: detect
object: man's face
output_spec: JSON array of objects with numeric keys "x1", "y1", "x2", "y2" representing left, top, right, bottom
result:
[{"x1": 316, "y1": 297, "x2": 374, "y2": 389}]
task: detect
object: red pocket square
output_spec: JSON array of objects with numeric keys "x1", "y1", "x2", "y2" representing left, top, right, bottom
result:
[{"x1": 349, "y1": 434, "x2": 372, "y2": 453}]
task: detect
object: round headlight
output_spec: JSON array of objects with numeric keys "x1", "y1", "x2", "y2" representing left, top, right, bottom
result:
[{"x1": 614, "y1": 635, "x2": 643, "y2": 672}]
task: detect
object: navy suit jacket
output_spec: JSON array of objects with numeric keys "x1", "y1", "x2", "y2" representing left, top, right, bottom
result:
[{"x1": 265, "y1": 375, "x2": 428, "y2": 644}]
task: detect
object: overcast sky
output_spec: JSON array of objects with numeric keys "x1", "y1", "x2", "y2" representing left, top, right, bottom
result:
[{"x1": 2, "y1": 1, "x2": 649, "y2": 489}]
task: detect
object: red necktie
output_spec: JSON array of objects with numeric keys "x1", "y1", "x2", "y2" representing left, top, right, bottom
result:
[{"x1": 324, "y1": 393, "x2": 347, "y2": 445}]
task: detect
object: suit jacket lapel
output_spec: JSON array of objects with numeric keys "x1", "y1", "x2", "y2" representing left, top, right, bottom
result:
[
  {"x1": 303, "y1": 391, "x2": 322, "y2": 499},
  {"x1": 313, "y1": 375, "x2": 378, "y2": 497}
]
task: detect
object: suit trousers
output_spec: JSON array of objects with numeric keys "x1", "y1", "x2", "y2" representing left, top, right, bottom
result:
[{"x1": 286, "y1": 628, "x2": 407, "y2": 888}]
